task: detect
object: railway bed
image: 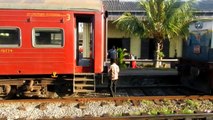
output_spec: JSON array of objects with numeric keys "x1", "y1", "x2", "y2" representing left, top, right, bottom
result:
[
  {"x1": 5, "y1": 68, "x2": 209, "y2": 99},
  {"x1": 0, "y1": 68, "x2": 208, "y2": 100},
  {"x1": 12, "y1": 84, "x2": 205, "y2": 99},
  {"x1": 73, "y1": 84, "x2": 208, "y2": 98},
  {"x1": 0, "y1": 96, "x2": 212, "y2": 119},
  {"x1": 77, "y1": 113, "x2": 213, "y2": 120},
  {"x1": 0, "y1": 69, "x2": 211, "y2": 119}
]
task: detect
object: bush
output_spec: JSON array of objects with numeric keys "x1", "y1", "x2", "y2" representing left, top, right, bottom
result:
[{"x1": 117, "y1": 48, "x2": 129, "y2": 68}]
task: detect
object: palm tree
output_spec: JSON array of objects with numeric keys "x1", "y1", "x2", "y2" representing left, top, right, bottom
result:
[{"x1": 114, "y1": 0, "x2": 196, "y2": 68}]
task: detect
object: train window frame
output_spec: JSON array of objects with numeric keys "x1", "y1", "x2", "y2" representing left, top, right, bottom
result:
[
  {"x1": 0, "y1": 27, "x2": 21, "y2": 48},
  {"x1": 32, "y1": 28, "x2": 64, "y2": 48}
]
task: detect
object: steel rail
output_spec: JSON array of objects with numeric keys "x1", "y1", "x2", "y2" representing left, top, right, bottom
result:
[
  {"x1": 0, "y1": 95, "x2": 212, "y2": 103},
  {"x1": 73, "y1": 113, "x2": 213, "y2": 120}
]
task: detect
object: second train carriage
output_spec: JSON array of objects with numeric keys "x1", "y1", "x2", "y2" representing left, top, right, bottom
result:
[
  {"x1": 178, "y1": 21, "x2": 213, "y2": 94},
  {"x1": 0, "y1": 0, "x2": 107, "y2": 98}
]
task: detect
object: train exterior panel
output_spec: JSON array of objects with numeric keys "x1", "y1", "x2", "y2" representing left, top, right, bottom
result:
[
  {"x1": 179, "y1": 21, "x2": 213, "y2": 94},
  {"x1": 183, "y1": 21, "x2": 213, "y2": 62},
  {"x1": 0, "y1": 0, "x2": 105, "y2": 75}
]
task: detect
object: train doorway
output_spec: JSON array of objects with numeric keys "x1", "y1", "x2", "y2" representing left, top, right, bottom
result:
[{"x1": 75, "y1": 15, "x2": 94, "y2": 72}]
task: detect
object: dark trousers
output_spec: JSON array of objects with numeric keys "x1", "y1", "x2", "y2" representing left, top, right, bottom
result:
[{"x1": 109, "y1": 80, "x2": 117, "y2": 97}]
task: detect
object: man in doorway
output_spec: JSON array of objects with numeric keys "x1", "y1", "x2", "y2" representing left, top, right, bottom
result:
[
  {"x1": 108, "y1": 59, "x2": 120, "y2": 97},
  {"x1": 108, "y1": 46, "x2": 117, "y2": 64}
]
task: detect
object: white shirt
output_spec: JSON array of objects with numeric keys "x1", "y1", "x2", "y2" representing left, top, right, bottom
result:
[{"x1": 109, "y1": 63, "x2": 120, "y2": 80}]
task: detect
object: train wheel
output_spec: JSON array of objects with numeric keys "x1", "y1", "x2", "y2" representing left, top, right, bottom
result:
[
  {"x1": 55, "y1": 83, "x2": 72, "y2": 98},
  {"x1": 3, "y1": 85, "x2": 11, "y2": 95},
  {"x1": 47, "y1": 92, "x2": 58, "y2": 99},
  {"x1": 0, "y1": 85, "x2": 16, "y2": 100},
  {"x1": 55, "y1": 84, "x2": 66, "y2": 97}
]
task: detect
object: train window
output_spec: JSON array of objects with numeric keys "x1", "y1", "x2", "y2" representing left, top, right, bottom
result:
[
  {"x1": 33, "y1": 28, "x2": 64, "y2": 48},
  {"x1": 0, "y1": 28, "x2": 20, "y2": 47}
]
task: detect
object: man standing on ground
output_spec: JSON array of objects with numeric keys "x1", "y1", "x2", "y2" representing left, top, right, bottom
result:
[{"x1": 108, "y1": 59, "x2": 120, "y2": 97}]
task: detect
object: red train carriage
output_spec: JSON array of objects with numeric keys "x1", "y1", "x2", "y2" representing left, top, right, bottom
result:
[{"x1": 0, "y1": 0, "x2": 107, "y2": 99}]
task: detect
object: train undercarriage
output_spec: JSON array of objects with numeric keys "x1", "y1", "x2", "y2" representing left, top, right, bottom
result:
[
  {"x1": 178, "y1": 59, "x2": 213, "y2": 95},
  {"x1": 0, "y1": 73, "x2": 97, "y2": 99},
  {"x1": 0, "y1": 76, "x2": 74, "y2": 99}
]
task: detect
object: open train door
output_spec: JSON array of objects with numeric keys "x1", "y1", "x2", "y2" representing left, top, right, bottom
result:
[
  {"x1": 74, "y1": 15, "x2": 96, "y2": 93},
  {"x1": 75, "y1": 15, "x2": 94, "y2": 73}
]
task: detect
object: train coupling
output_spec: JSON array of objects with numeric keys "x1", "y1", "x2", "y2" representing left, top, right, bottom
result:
[{"x1": 51, "y1": 72, "x2": 58, "y2": 78}]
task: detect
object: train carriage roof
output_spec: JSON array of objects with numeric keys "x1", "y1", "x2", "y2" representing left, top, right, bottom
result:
[{"x1": 0, "y1": 0, "x2": 103, "y2": 11}]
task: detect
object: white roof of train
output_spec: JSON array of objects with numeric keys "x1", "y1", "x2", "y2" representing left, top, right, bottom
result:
[{"x1": 0, "y1": 0, "x2": 103, "y2": 11}]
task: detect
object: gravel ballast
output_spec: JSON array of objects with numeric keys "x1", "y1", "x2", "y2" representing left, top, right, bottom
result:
[{"x1": 0, "y1": 99, "x2": 212, "y2": 119}]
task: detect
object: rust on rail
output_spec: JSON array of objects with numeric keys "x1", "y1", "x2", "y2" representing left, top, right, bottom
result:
[{"x1": 0, "y1": 95, "x2": 212, "y2": 103}]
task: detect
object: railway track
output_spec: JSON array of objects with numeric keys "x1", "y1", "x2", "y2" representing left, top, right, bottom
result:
[
  {"x1": 73, "y1": 85, "x2": 208, "y2": 98},
  {"x1": 74, "y1": 113, "x2": 213, "y2": 120},
  {"x1": 5, "y1": 82, "x2": 207, "y2": 99},
  {"x1": 0, "y1": 72, "x2": 206, "y2": 99},
  {"x1": 93, "y1": 71, "x2": 208, "y2": 98},
  {"x1": 0, "y1": 71, "x2": 211, "y2": 119},
  {"x1": 0, "y1": 96, "x2": 212, "y2": 119}
]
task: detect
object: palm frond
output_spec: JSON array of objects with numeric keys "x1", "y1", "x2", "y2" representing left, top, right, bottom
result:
[
  {"x1": 113, "y1": 12, "x2": 144, "y2": 37},
  {"x1": 165, "y1": 0, "x2": 196, "y2": 37}
]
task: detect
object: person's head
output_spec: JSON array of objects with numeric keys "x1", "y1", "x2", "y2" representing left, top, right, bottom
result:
[
  {"x1": 112, "y1": 46, "x2": 115, "y2": 50},
  {"x1": 111, "y1": 59, "x2": 116, "y2": 64}
]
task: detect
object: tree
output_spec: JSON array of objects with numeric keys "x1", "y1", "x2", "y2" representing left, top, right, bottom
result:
[{"x1": 114, "y1": 0, "x2": 196, "y2": 68}]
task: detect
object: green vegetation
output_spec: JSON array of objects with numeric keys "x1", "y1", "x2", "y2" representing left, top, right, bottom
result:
[
  {"x1": 148, "y1": 109, "x2": 158, "y2": 115},
  {"x1": 129, "y1": 111, "x2": 141, "y2": 116},
  {"x1": 140, "y1": 100, "x2": 154, "y2": 105},
  {"x1": 184, "y1": 99, "x2": 200, "y2": 108},
  {"x1": 117, "y1": 48, "x2": 129, "y2": 68},
  {"x1": 157, "y1": 51, "x2": 165, "y2": 60},
  {"x1": 181, "y1": 108, "x2": 195, "y2": 114},
  {"x1": 136, "y1": 99, "x2": 212, "y2": 116},
  {"x1": 114, "y1": 0, "x2": 196, "y2": 68}
]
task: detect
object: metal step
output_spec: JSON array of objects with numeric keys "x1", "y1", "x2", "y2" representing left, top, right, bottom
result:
[
  {"x1": 74, "y1": 78, "x2": 94, "y2": 81},
  {"x1": 74, "y1": 89, "x2": 95, "y2": 93},
  {"x1": 73, "y1": 73, "x2": 95, "y2": 93},
  {"x1": 74, "y1": 84, "x2": 94, "y2": 87},
  {"x1": 75, "y1": 73, "x2": 95, "y2": 75}
]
